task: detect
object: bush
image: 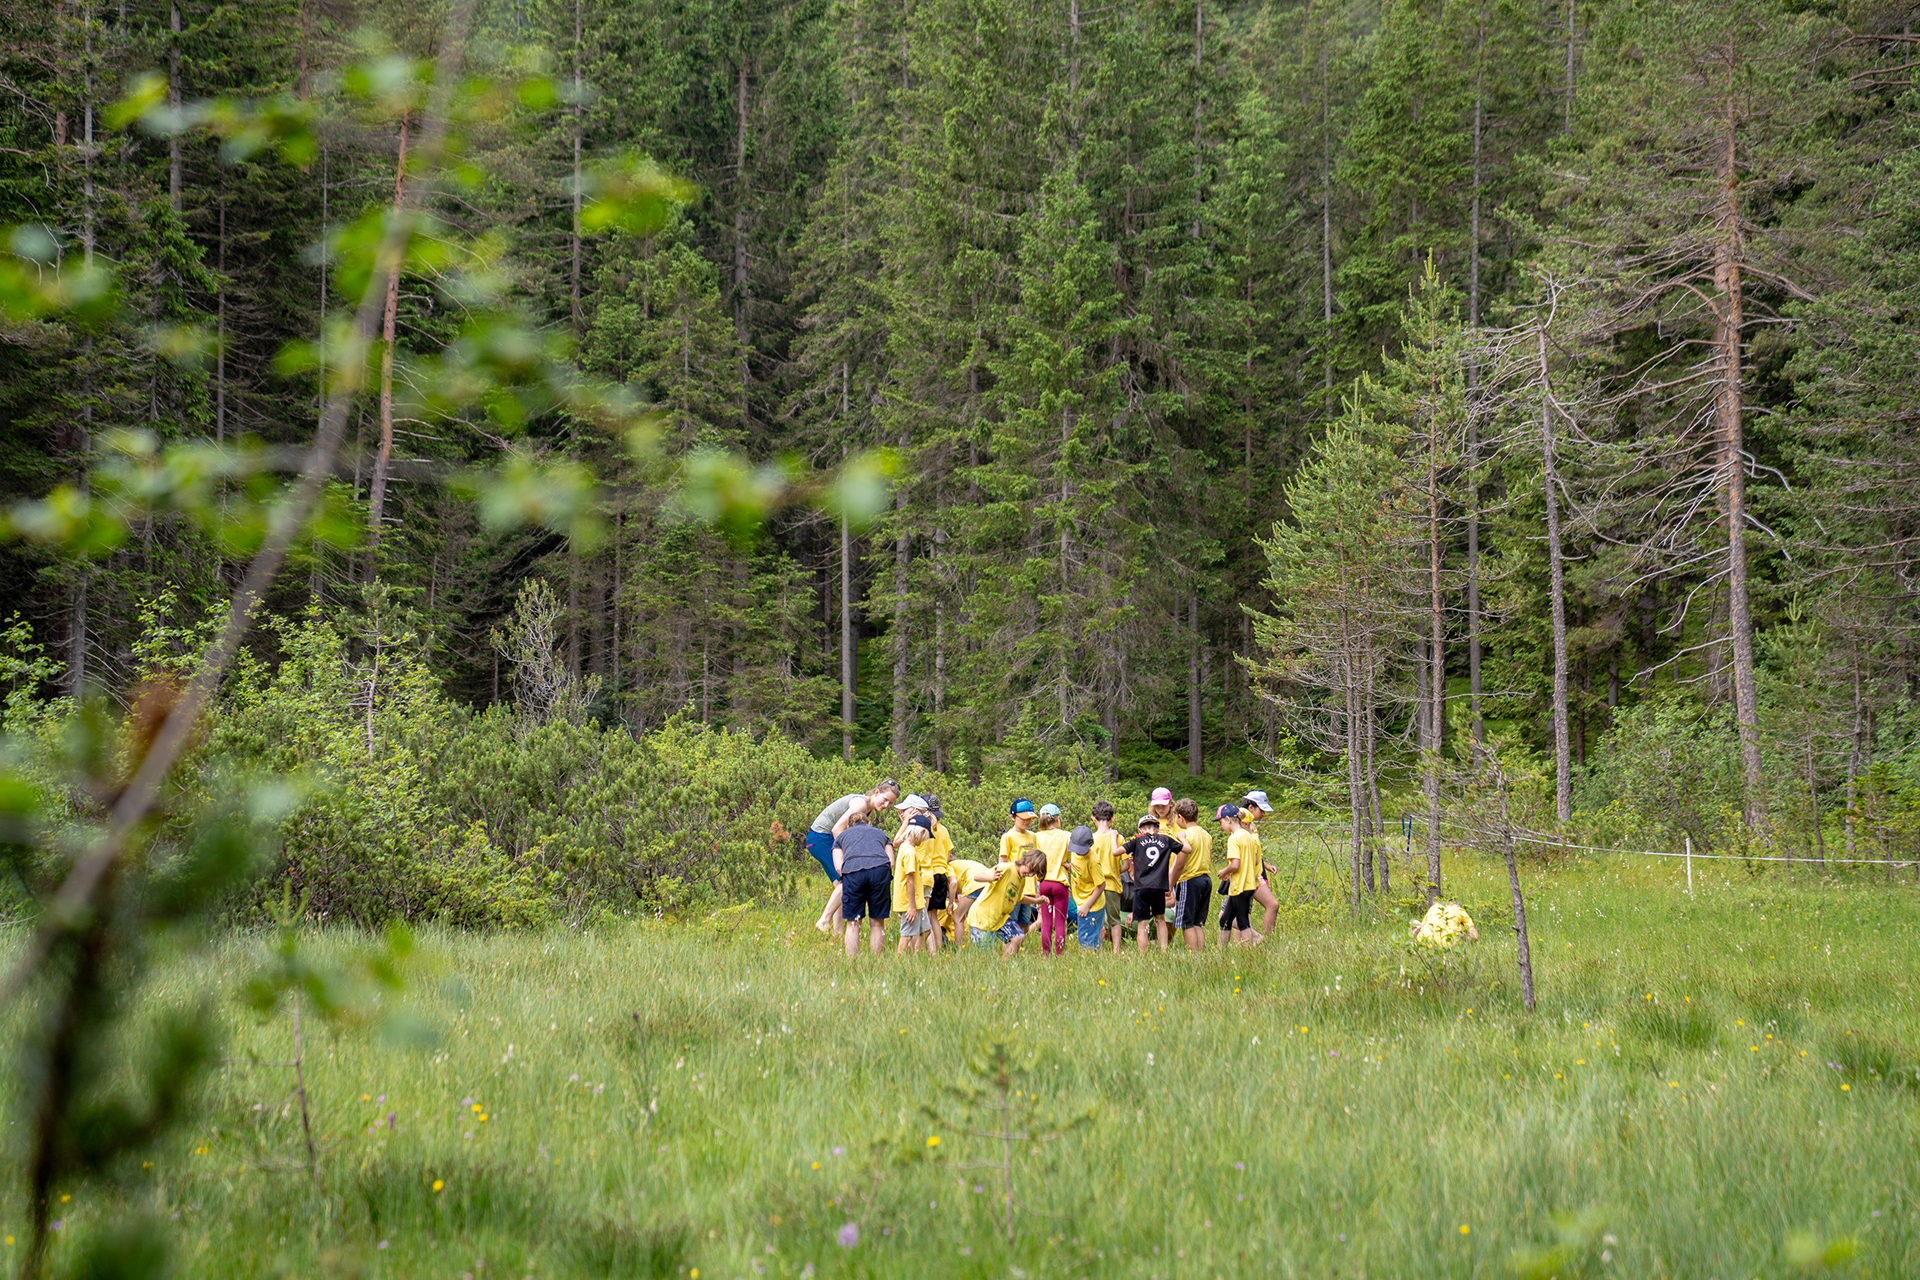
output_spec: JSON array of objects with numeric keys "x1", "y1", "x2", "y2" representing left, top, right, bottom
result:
[
  {"x1": 1574, "y1": 696, "x2": 1743, "y2": 852},
  {"x1": 156, "y1": 596, "x2": 1286, "y2": 928}
]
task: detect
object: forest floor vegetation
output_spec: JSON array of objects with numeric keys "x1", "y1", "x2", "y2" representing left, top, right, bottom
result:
[{"x1": 3, "y1": 852, "x2": 1915, "y2": 1279}]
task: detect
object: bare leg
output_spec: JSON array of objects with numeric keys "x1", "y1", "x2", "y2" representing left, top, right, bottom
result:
[
  {"x1": 1154, "y1": 917, "x2": 1170, "y2": 950},
  {"x1": 843, "y1": 915, "x2": 861, "y2": 958},
  {"x1": 1183, "y1": 927, "x2": 1205, "y2": 953},
  {"x1": 1255, "y1": 881, "x2": 1280, "y2": 937},
  {"x1": 816, "y1": 883, "x2": 844, "y2": 936},
  {"x1": 869, "y1": 920, "x2": 885, "y2": 956}
]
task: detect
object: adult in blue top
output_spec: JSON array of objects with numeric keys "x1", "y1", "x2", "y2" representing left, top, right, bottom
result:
[
  {"x1": 833, "y1": 817, "x2": 896, "y2": 958},
  {"x1": 808, "y1": 779, "x2": 900, "y2": 941}
]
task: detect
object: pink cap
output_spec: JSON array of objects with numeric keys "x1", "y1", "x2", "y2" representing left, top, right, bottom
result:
[{"x1": 1150, "y1": 786, "x2": 1173, "y2": 806}]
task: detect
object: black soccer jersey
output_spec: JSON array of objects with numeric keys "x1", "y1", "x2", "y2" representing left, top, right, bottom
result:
[{"x1": 1123, "y1": 833, "x2": 1183, "y2": 893}]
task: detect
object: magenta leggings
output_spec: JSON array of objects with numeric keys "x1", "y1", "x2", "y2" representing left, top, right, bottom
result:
[{"x1": 1038, "y1": 881, "x2": 1070, "y2": 955}]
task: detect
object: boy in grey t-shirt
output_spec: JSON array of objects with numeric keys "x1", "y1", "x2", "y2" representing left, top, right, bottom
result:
[{"x1": 833, "y1": 817, "x2": 895, "y2": 957}]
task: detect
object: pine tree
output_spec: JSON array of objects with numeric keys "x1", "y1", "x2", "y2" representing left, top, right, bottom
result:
[{"x1": 1545, "y1": 0, "x2": 1856, "y2": 833}]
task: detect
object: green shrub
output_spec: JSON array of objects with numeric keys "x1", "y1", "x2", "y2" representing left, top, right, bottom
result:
[{"x1": 167, "y1": 599, "x2": 1287, "y2": 927}]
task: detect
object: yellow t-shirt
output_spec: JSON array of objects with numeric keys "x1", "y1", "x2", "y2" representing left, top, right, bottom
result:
[
  {"x1": 1414, "y1": 901, "x2": 1476, "y2": 948},
  {"x1": 968, "y1": 865, "x2": 1025, "y2": 933},
  {"x1": 1092, "y1": 828, "x2": 1122, "y2": 891},
  {"x1": 1034, "y1": 828, "x2": 1071, "y2": 883},
  {"x1": 1227, "y1": 829, "x2": 1262, "y2": 895},
  {"x1": 999, "y1": 827, "x2": 1037, "y2": 864},
  {"x1": 949, "y1": 859, "x2": 992, "y2": 897},
  {"x1": 1068, "y1": 848, "x2": 1105, "y2": 912},
  {"x1": 1000, "y1": 826, "x2": 1038, "y2": 897},
  {"x1": 891, "y1": 839, "x2": 923, "y2": 913},
  {"x1": 1174, "y1": 825, "x2": 1212, "y2": 883},
  {"x1": 922, "y1": 822, "x2": 954, "y2": 879}
]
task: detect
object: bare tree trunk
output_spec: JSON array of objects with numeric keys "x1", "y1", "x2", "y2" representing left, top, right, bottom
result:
[
  {"x1": 1714, "y1": 81, "x2": 1766, "y2": 836},
  {"x1": 890, "y1": 481, "x2": 910, "y2": 759},
  {"x1": 1320, "y1": 37, "x2": 1333, "y2": 395},
  {"x1": 69, "y1": 12, "x2": 97, "y2": 700},
  {"x1": 733, "y1": 57, "x2": 751, "y2": 425},
  {"x1": 1466, "y1": 49, "x2": 1485, "y2": 763},
  {"x1": 568, "y1": 545, "x2": 581, "y2": 678},
  {"x1": 1846, "y1": 639, "x2": 1863, "y2": 856},
  {"x1": 215, "y1": 200, "x2": 227, "y2": 443},
  {"x1": 1539, "y1": 324, "x2": 1573, "y2": 824},
  {"x1": 840, "y1": 510, "x2": 855, "y2": 761},
  {"x1": 1563, "y1": 0, "x2": 1576, "y2": 131},
  {"x1": 1188, "y1": 594, "x2": 1203, "y2": 775},
  {"x1": 1346, "y1": 657, "x2": 1364, "y2": 915},
  {"x1": 1500, "y1": 770, "x2": 1536, "y2": 1012},
  {"x1": 570, "y1": 0, "x2": 583, "y2": 339},
  {"x1": 368, "y1": 114, "x2": 410, "y2": 568},
  {"x1": 1424, "y1": 416, "x2": 1445, "y2": 904},
  {"x1": 933, "y1": 523, "x2": 947, "y2": 773},
  {"x1": 1806, "y1": 739, "x2": 1825, "y2": 870},
  {"x1": 1191, "y1": 0, "x2": 1203, "y2": 239},
  {"x1": 1338, "y1": 558, "x2": 1362, "y2": 915},
  {"x1": 168, "y1": 1, "x2": 182, "y2": 212}
]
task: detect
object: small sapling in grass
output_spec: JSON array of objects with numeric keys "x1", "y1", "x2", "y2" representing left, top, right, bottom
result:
[{"x1": 924, "y1": 1037, "x2": 1092, "y2": 1245}]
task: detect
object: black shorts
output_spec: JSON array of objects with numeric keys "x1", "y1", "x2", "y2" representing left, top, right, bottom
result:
[
  {"x1": 1173, "y1": 876, "x2": 1213, "y2": 929},
  {"x1": 928, "y1": 873, "x2": 950, "y2": 911},
  {"x1": 1132, "y1": 886, "x2": 1168, "y2": 923},
  {"x1": 1223, "y1": 889, "x2": 1255, "y2": 932},
  {"x1": 841, "y1": 864, "x2": 892, "y2": 921}
]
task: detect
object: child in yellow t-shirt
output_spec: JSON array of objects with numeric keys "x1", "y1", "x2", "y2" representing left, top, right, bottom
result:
[
  {"x1": 1000, "y1": 799, "x2": 1040, "y2": 937},
  {"x1": 1066, "y1": 824, "x2": 1107, "y2": 951},
  {"x1": 1033, "y1": 804, "x2": 1072, "y2": 958},
  {"x1": 947, "y1": 857, "x2": 992, "y2": 942},
  {"x1": 1411, "y1": 901, "x2": 1478, "y2": 948},
  {"x1": 920, "y1": 796, "x2": 955, "y2": 946},
  {"x1": 1089, "y1": 800, "x2": 1125, "y2": 952},
  {"x1": 894, "y1": 814, "x2": 937, "y2": 953},
  {"x1": 1169, "y1": 797, "x2": 1214, "y2": 953},
  {"x1": 1218, "y1": 804, "x2": 1264, "y2": 944},
  {"x1": 969, "y1": 850, "x2": 1046, "y2": 957}
]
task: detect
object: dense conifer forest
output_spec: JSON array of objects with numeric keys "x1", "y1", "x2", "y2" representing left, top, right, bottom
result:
[{"x1": 5, "y1": 0, "x2": 1920, "y2": 862}]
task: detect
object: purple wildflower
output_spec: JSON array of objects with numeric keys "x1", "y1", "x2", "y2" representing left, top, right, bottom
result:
[{"x1": 837, "y1": 1222, "x2": 859, "y2": 1248}]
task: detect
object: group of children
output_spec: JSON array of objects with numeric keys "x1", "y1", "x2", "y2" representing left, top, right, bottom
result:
[{"x1": 808, "y1": 781, "x2": 1288, "y2": 957}]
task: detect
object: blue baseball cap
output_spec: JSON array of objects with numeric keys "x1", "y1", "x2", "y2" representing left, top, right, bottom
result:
[
  {"x1": 1011, "y1": 799, "x2": 1036, "y2": 816},
  {"x1": 908, "y1": 813, "x2": 934, "y2": 832},
  {"x1": 1038, "y1": 803, "x2": 1061, "y2": 817}
]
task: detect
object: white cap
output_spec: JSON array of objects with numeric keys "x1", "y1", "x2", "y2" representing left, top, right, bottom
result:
[
  {"x1": 897, "y1": 793, "x2": 931, "y2": 811},
  {"x1": 1241, "y1": 790, "x2": 1271, "y2": 812}
]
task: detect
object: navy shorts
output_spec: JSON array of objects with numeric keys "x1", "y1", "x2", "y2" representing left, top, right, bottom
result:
[
  {"x1": 806, "y1": 829, "x2": 839, "y2": 882},
  {"x1": 840, "y1": 865, "x2": 892, "y2": 921},
  {"x1": 1132, "y1": 887, "x2": 1167, "y2": 923},
  {"x1": 1173, "y1": 876, "x2": 1213, "y2": 929}
]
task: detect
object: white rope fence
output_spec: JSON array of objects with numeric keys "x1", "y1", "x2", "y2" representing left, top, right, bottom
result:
[{"x1": 1255, "y1": 816, "x2": 1918, "y2": 896}]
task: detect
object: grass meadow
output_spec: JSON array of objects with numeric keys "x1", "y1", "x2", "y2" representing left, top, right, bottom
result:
[{"x1": 5, "y1": 846, "x2": 1918, "y2": 1279}]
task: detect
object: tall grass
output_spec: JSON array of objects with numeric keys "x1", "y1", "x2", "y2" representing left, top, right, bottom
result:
[{"x1": 5, "y1": 851, "x2": 1915, "y2": 1278}]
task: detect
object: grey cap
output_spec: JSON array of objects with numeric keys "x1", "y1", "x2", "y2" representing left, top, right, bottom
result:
[{"x1": 1068, "y1": 824, "x2": 1095, "y2": 854}]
